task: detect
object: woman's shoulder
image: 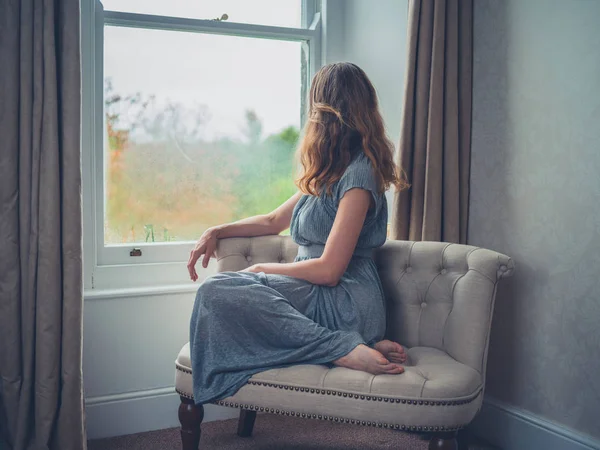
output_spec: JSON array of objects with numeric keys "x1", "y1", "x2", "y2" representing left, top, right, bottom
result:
[
  {"x1": 349, "y1": 151, "x2": 372, "y2": 168},
  {"x1": 335, "y1": 152, "x2": 379, "y2": 199},
  {"x1": 343, "y1": 152, "x2": 376, "y2": 183}
]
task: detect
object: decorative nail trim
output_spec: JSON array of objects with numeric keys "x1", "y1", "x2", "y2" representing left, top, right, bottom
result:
[
  {"x1": 176, "y1": 388, "x2": 194, "y2": 400},
  {"x1": 176, "y1": 368, "x2": 481, "y2": 407},
  {"x1": 212, "y1": 399, "x2": 466, "y2": 432},
  {"x1": 175, "y1": 364, "x2": 193, "y2": 375},
  {"x1": 244, "y1": 380, "x2": 481, "y2": 406}
]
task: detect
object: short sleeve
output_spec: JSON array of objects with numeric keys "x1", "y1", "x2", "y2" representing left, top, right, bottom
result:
[{"x1": 335, "y1": 156, "x2": 380, "y2": 205}]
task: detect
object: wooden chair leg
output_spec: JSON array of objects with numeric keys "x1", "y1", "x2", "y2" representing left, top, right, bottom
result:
[
  {"x1": 237, "y1": 409, "x2": 257, "y2": 437},
  {"x1": 429, "y1": 431, "x2": 458, "y2": 450},
  {"x1": 179, "y1": 396, "x2": 204, "y2": 450}
]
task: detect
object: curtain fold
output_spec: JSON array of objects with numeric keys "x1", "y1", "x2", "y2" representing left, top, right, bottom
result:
[
  {"x1": 391, "y1": 0, "x2": 473, "y2": 244},
  {"x1": 0, "y1": 0, "x2": 86, "y2": 449}
]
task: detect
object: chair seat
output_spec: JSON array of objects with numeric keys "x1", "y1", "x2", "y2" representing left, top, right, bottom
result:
[{"x1": 175, "y1": 342, "x2": 483, "y2": 431}]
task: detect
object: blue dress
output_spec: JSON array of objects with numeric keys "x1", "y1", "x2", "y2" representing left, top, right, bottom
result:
[{"x1": 189, "y1": 153, "x2": 388, "y2": 404}]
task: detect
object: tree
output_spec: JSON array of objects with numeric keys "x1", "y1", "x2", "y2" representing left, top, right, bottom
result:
[{"x1": 243, "y1": 109, "x2": 263, "y2": 145}]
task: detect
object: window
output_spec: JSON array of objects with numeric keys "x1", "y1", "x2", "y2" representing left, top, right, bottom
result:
[
  {"x1": 103, "y1": 28, "x2": 304, "y2": 246},
  {"x1": 82, "y1": 0, "x2": 322, "y2": 290}
]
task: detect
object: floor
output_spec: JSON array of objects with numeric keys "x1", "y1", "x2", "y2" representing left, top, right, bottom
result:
[{"x1": 88, "y1": 414, "x2": 498, "y2": 450}]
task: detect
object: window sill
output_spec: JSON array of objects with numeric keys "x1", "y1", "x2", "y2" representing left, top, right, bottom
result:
[
  {"x1": 84, "y1": 283, "x2": 199, "y2": 301},
  {"x1": 86, "y1": 259, "x2": 218, "y2": 292}
]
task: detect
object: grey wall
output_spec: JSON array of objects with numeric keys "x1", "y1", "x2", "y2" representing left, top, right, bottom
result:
[
  {"x1": 470, "y1": 0, "x2": 600, "y2": 440},
  {"x1": 334, "y1": 0, "x2": 408, "y2": 210},
  {"x1": 338, "y1": 0, "x2": 408, "y2": 143}
]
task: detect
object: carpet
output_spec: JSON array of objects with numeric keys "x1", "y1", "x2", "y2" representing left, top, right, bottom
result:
[{"x1": 88, "y1": 414, "x2": 496, "y2": 450}]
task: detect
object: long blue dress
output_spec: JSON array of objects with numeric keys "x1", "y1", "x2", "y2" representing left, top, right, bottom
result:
[{"x1": 189, "y1": 153, "x2": 388, "y2": 404}]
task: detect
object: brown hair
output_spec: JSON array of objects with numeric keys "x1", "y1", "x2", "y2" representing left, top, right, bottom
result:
[{"x1": 296, "y1": 62, "x2": 408, "y2": 196}]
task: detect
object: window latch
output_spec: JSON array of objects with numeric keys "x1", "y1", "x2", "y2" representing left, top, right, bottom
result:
[{"x1": 130, "y1": 248, "x2": 142, "y2": 257}]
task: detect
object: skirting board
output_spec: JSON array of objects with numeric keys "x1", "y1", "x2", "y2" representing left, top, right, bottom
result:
[
  {"x1": 85, "y1": 387, "x2": 238, "y2": 440},
  {"x1": 470, "y1": 397, "x2": 600, "y2": 450},
  {"x1": 86, "y1": 389, "x2": 600, "y2": 448}
]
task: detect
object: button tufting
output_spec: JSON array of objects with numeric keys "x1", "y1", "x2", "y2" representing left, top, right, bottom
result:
[
  {"x1": 279, "y1": 259, "x2": 286, "y2": 264},
  {"x1": 441, "y1": 269, "x2": 447, "y2": 275},
  {"x1": 500, "y1": 264, "x2": 507, "y2": 271},
  {"x1": 246, "y1": 256, "x2": 252, "y2": 262},
  {"x1": 421, "y1": 302, "x2": 427, "y2": 308},
  {"x1": 406, "y1": 267, "x2": 412, "y2": 274}
]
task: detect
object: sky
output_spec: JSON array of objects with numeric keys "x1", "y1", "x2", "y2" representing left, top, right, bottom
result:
[{"x1": 102, "y1": 0, "x2": 303, "y2": 141}]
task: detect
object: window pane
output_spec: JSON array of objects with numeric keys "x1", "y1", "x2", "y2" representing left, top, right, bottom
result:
[
  {"x1": 100, "y1": 0, "x2": 302, "y2": 28},
  {"x1": 104, "y1": 26, "x2": 304, "y2": 244}
]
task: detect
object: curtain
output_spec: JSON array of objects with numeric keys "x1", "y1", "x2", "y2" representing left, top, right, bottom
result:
[
  {"x1": 391, "y1": 0, "x2": 473, "y2": 244},
  {"x1": 0, "y1": 0, "x2": 86, "y2": 449}
]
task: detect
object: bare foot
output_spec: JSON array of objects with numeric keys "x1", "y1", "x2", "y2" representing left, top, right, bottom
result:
[
  {"x1": 374, "y1": 340, "x2": 408, "y2": 364},
  {"x1": 334, "y1": 344, "x2": 404, "y2": 375}
]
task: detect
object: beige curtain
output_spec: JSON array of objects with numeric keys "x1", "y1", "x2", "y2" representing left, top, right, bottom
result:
[
  {"x1": 391, "y1": 0, "x2": 473, "y2": 244},
  {"x1": 0, "y1": 0, "x2": 86, "y2": 449}
]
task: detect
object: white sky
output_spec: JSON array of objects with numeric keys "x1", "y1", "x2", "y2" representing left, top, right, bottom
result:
[{"x1": 102, "y1": 0, "x2": 303, "y2": 140}]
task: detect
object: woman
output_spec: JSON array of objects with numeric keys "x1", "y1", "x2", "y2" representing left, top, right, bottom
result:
[{"x1": 187, "y1": 63, "x2": 409, "y2": 405}]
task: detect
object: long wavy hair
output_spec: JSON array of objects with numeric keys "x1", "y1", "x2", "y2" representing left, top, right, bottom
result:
[{"x1": 296, "y1": 62, "x2": 408, "y2": 196}]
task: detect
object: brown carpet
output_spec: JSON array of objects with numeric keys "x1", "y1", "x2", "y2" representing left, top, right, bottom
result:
[{"x1": 88, "y1": 414, "x2": 496, "y2": 450}]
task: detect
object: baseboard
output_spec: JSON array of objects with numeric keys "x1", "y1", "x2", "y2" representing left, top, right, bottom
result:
[
  {"x1": 85, "y1": 390, "x2": 600, "y2": 447},
  {"x1": 470, "y1": 397, "x2": 600, "y2": 450},
  {"x1": 85, "y1": 387, "x2": 238, "y2": 440}
]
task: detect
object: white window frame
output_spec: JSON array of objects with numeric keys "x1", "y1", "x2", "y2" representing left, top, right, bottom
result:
[{"x1": 81, "y1": 0, "x2": 323, "y2": 291}]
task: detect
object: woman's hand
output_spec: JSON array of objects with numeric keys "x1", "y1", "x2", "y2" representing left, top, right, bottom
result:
[
  {"x1": 187, "y1": 228, "x2": 219, "y2": 281},
  {"x1": 241, "y1": 264, "x2": 263, "y2": 274}
]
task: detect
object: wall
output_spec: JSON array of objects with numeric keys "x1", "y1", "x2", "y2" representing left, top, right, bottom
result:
[
  {"x1": 338, "y1": 0, "x2": 408, "y2": 144},
  {"x1": 83, "y1": 285, "x2": 241, "y2": 439},
  {"x1": 469, "y1": 0, "x2": 600, "y2": 444},
  {"x1": 334, "y1": 0, "x2": 409, "y2": 209},
  {"x1": 84, "y1": 1, "x2": 410, "y2": 439}
]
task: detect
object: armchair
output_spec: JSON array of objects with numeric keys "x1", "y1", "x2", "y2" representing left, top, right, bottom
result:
[{"x1": 175, "y1": 236, "x2": 514, "y2": 449}]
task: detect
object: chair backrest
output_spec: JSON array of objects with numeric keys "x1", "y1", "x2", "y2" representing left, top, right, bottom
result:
[
  {"x1": 374, "y1": 240, "x2": 514, "y2": 374},
  {"x1": 216, "y1": 235, "x2": 299, "y2": 271},
  {"x1": 216, "y1": 236, "x2": 514, "y2": 374}
]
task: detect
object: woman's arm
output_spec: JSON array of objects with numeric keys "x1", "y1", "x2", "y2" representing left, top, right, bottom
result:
[
  {"x1": 213, "y1": 192, "x2": 302, "y2": 239},
  {"x1": 187, "y1": 192, "x2": 302, "y2": 281},
  {"x1": 244, "y1": 188, "x2": 371, "y2": 286}
]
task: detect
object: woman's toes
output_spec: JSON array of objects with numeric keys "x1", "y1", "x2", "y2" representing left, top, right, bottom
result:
[
  {"x1": 383, "y1": 364, "x2": 404, "y2": 374},
  {"x1": 394, "y1": 347, "x2": 406, "y2": 358},
  {"x1": 377, "y1": 357, "x2": 390, "y2": 365},
  {"x1": 385, "y1": 362, "x2": 403, "y2": 370},
  {"x1": 386, "y1": 352, "x2": 406, "y2": 363}
]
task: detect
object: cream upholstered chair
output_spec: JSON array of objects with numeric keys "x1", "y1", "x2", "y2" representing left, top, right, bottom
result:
[{"x1": 175, "y1": 236, "x2": 514, "y2": 450}]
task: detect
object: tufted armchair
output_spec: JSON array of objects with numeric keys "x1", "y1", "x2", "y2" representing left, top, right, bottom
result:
[{"x1": 175, "y1": 236, "x2": 514, "y2": 449}]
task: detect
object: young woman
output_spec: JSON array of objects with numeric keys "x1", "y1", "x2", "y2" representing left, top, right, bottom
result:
[{"x1": 186, "y1": 62, "x2": 408, "y2": 405}]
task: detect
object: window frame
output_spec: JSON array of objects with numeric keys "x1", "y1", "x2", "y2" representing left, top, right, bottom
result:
[{"x1": 81, "y1": 0, "x2": 323, "y2": 290}]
